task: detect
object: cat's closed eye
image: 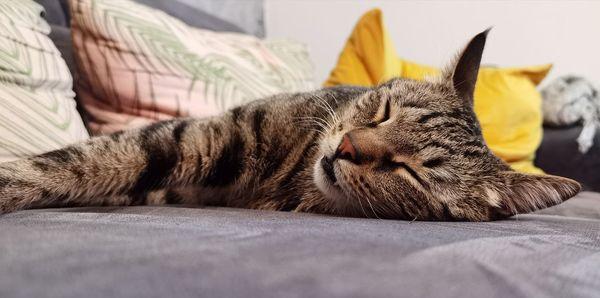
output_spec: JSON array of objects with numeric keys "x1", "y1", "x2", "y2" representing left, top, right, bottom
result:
[
  {"x1": 422, "y1": 157, "x2": 445, "y2": 168},
  {"x1": 381, "y1": 159, "x2": 423, "y2": 184}
]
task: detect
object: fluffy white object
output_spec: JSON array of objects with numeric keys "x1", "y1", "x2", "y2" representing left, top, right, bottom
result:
[{"x1": 541, "y1": 76, "x2": 600, "y2": 153}]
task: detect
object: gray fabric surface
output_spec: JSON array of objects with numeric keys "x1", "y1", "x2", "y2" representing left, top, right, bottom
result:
[
  {"x1": 536, "y1": 191, "x2": 600, "y2": 219},
  {"x1": 34, "y1": 0, "x2": 67, "y2": 26},
  {"x1": 1, "y1": 192, "x2": 599, "y2": 298},
  {"x1": 536, "y1": 126, "x2": 600, "y2": 191},
  {"x1": 48, "y1": 25, "x2": 76, "y2": 78}
]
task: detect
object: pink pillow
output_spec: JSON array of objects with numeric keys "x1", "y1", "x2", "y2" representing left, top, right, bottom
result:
[{"x1": 71, "y1": 0, "x2": 315, "y2": 134}]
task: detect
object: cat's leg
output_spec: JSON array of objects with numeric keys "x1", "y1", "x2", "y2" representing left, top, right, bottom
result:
[{"x1": 0, "y1": 116, "x2": 248, "y2": 213}]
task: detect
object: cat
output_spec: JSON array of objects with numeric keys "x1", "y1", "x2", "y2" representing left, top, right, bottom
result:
[{"x1": 0, "y1": 29, "x2": 581, "y2": 221}]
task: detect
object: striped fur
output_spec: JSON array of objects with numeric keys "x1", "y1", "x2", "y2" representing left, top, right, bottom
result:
[{"x1": 0, "y1": 30, "x2": 581, "y2": 221}]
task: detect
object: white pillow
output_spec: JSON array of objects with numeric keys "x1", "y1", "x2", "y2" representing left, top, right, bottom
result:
[{"x1": 0, "y1": 1, "x2": 89, "y2": 162}]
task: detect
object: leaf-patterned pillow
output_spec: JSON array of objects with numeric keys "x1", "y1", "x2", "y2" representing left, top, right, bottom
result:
[
  {"x1": 0, "y1": 1, "x2": 89, "y2": 162},
  {"x1": 71, "y1": 0, "x2": 316, "y2": 135}
]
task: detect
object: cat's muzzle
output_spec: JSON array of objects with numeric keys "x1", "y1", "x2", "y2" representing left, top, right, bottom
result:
[{"x1": 320, "y1": 156, "x2": 337, "y2": 183}]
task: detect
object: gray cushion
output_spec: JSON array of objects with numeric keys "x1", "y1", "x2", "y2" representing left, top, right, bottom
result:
[
  {"x1": 34, "y1": 0, "x2": 67, "y2": 26},
  {"x1": 176, "y1": 0, "x2": 265, "y2": 37},
  {"x1": 48, "y1": 25, "x2": 76, "y2": 78},
  {"x1": 136, "y1": 0, "x2": 246, "y2": 33},
  {"x1": 536, "y1": 126, "x2": 600, "y2": 191},
  {"x1": 1, "y1": 192, "x2": 599, "y2": 298},
  {"x1": 36, "y1": 0, "x2": 246, "y2": 34}
]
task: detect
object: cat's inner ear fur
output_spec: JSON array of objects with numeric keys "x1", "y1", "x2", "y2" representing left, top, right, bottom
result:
[
  {"x1": 484, "y1": 172, "x2": 581, "y2": 219},
  {"x1": 444, "y1": 28, "x2": 491, "y2": 106}
]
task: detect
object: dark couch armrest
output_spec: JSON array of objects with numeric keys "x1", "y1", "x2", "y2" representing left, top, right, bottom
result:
[{"x1": 535, "y1": 126, "x2": 600, "y2": 191}]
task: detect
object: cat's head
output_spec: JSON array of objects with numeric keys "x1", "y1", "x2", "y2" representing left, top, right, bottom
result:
[{"x1": 314, "y1": 29, "x2": 581, "y2": 221}]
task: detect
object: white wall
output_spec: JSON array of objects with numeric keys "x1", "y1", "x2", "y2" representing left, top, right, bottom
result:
[{"x1": 265, "y1": 0, "x2": 600, "y2": 86}]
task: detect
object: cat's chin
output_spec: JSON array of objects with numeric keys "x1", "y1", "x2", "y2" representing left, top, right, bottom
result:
[
  {"x1": 313, "y1": 163, "x2": 367, "y2": 218},
  {"x1": 313, "y1": 158, "x2": 347, "y2": 204}
]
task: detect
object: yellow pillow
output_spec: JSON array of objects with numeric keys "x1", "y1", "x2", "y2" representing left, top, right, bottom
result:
[{"x1": 325, "y1": 9, "x2": 550, "y2": 174}]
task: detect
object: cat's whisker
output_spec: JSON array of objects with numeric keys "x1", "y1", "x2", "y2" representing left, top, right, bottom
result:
[
  {"x1": 356, "y1": 195, "x2": 370, "y2": 219},
  {"x1": 364, "y1": 196, "x2": 382, "y2": 220},
  {"x1": 308, "y1": 129, "x2": 328, "y2": 138},
  {"x1": 316, "y1": 94, "x2": 337, "y2": 118},
  {"x1": 328, "y1": 94, "x2": 342, "y2": 124},
  {"x1": 294, "y1": 125, "x2": 327, "y2": 138},
  {"x1": 293, "y1": 119, "x2": 329, "y2": 136},
  {"x1": 294, "y1": 116, "x2": 330, "y2": 128},
  {"x1": 293, "y1": 115, "x2": 330, "y2": 125},
  {"x1": 296, "y1": 117, "x2": 335, "y2": 137},
  {"x1": 322, "y1": 98, "x2": 341, "y2": 128},
  {"x1": 313, "y1": 94, "x2": 338, "y2": 130}
]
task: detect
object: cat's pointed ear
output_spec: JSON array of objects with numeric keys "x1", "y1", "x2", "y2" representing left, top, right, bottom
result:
[
  {"x1": 486, "y1": 171, "x2": 581, "y2": 218},
  {"x1": 446, "y1": 28, "x2": 490, "y2": 106}
]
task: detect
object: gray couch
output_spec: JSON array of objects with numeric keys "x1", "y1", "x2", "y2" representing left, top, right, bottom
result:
[
  {"x1": 1, "y1": 193, "x2": 600, "y2": 298},
  {"x1": 1, "y1": 1, "x2": 599, "y2": 298}
]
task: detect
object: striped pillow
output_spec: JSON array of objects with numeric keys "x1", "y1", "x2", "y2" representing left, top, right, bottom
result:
[
  {"x1": 71, "y1": 0, "x2": 316, "y2": 135},
  {"x1": 0, "y1": 1, "x2": 88, "y2": 162}
]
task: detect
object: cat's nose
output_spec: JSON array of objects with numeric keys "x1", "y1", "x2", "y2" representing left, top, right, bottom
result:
[{"x1": 336, "y1": 133, "x2": 358, "y2": 162}]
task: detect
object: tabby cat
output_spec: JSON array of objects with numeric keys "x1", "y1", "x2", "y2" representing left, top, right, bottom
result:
[{"x1": 0, "y1": 30, "x2": 581, "y2": 221}]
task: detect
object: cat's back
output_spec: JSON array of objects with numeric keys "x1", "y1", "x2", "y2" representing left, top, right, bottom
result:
[{"x1": 244, "y1": 84, "x2": 370, "y2": 116}]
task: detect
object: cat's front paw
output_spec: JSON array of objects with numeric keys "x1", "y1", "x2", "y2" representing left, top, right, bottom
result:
[
  {"x1": 0, "y1": 199, "x2": 19, "y2": 214},
  {"x1": 0, "y1": 185, "x2": 38, "y2": 214},
  {"x1": 0, "y1": 177, "x2": 15, "y2": 214},
  {"x1": 0, "y1": 171, "x2": 35, "y2": 214},
  {"x1": 0, "y1": 184, "x2": 21, "y2": 214}
]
